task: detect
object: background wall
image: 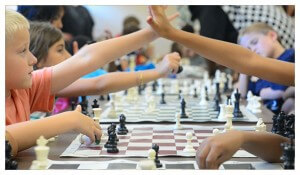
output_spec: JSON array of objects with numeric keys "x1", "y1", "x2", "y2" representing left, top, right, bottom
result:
[{"x1": 85, "y1": 5, "x2": 181, "y2": 58}]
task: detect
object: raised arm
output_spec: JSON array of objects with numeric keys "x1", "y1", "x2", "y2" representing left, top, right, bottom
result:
[
  {"x1": 56, "y1": 53, "x2": 180, "y2": 97},
  {"x1": 147, "y1": 6, "x2": 295, "y2": 86}
]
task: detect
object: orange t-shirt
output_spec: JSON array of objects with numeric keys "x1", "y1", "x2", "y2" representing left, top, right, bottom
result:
[{"x1": 6, "y1": 67, "x2": 55, "y2": 125}]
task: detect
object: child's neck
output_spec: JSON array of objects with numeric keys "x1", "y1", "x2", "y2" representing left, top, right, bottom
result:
[{"x1": 272, "y1": 43, "x2": 285, "y2": 59}]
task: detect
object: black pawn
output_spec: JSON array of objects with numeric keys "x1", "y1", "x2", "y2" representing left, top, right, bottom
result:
[
  {"x1": 180, "y1": 98, "x2": 188, "y2": 118},
  {"x1": 213, "y1": 82, "x2": 221, "y2": 103},
  {"x1": 160, "y1": 92, "x2": 166, "y2": 104},
  {"x1": 138, "y1": 85, "x2": 142, "y2": 95},
  {"x1": 99, "y1": 95, "x2": 105, "y2": 101},
  {"x1": 152, "y1": 81, "x2": 157, "y2": 92},
  {"x1": 107, "y1": 94, "x2": 110, "y2": 101},
  {"x1": 91, "y1": 99, "x2": 99, "y2": 109},
  {"x1": 152, "y1": 144, "x2": 162, "y2": 168},
  {"x1": 233, "y1": 89, "x2": 243, "y2": 118},
  {"x1": 117, "y1": 114, "x2": 128, "y2": 135},
  {"x1": 193, "y1": 88, "x2": 198, "y2": 98},
  {"x1": 80, "y1": 96, "x2": 88, "y2": 115},
  {"x1": 213, "y1": 98, "x2": 220, "y2": 112}
]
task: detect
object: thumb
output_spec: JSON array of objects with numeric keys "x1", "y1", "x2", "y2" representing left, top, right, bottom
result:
[{"x1": 75, "y1": 105, "x2": 82, "y2": 112}]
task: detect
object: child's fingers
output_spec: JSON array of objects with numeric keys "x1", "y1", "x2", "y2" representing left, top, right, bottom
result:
[
  {"x1": 167, "y1": 12, "x2": 180, "y2": 21},
  {"x1": 73, "y1": 41, "x2": 79, "y2": 54},
  {"x1": 87, "y1": 131, "x2": 95, "y2": 143},
  {"x1": 94, "y1": 128, "x2": 102, "y2": 141},
  {"x1": 75, "y1": 105, "x2": 82, "y2": 112}
]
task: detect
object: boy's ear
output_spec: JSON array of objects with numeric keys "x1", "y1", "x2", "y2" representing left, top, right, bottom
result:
[{"x1": 267, "y1": 31, "x2": 278, "y2": 42}]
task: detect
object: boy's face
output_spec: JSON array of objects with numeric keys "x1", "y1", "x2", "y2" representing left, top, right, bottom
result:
[
  {"x1": 5, "y1": 29, "x2": 37, "y2": 89},
  {"x1": 37, "y1": 38, "x2": 71, "y2": 68},
  {"x1": 239, "y1": 32, "x2": 276, "y2": 58}
]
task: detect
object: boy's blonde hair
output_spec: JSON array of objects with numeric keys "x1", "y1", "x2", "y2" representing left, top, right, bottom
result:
[
  {"x1": 237, "y1": 23, "x2": 280, "y2": 44},
  {"x1": 5, "y1": 10, "x2": 29, "y2": 44}
]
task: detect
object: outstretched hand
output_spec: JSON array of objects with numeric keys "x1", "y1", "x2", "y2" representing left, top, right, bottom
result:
[
  {"x1": 155, "y1": 52, "x2": 181, "y2": 77},
  {"x1": 147, "y1": 5, "x2": 179, "y2": 37},
  {"x1": 196, "y1": 130, "x2": 244, "y2": 169}
]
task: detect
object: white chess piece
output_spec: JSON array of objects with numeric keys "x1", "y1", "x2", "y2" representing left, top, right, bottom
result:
[
  {"x1": 220, "y1": 72, "x2": 226, "y2": 91},
  {"x1": 255, "y1": 118, "x2": 266, "y2": 132},
  {"x1": 182, "y1": 80, "x2": 189, "y2": 95},
  {"x1": 223, "y1": 103, "x2": 234, "y2": 132},
  {"x1": 217, "y1": 104, "x2": 226, "y2": 120},
  {"x1": 227, "y1": 74, "x2": 233, "y2": 90},
  {"x1": 148, "y1": 149, "x2": 156, "y2": 161},
  {"x1": 251, "y1": 96, "x2": 262, "y2": 113},
  {"x1": 183, "y1": 132, "x2": 196, "y2": 153},
  {"x1": 33, "y1": 136, "x2": 49, "y2": 169},
  {"x1": 146, "y1": 95, "x2": 156, "y2": 113},
  {"x1": 246, "y1": 91, "x2": 254, "y2": 111},
  {"x1": 137, "y1": 160, "x2": 156, "y2": 170},
  {"x1": 212, "y1": 128, "x2": 220, "y2": 135},
  {"x1": 199, "y1": 86, "x2": 208, "y2": 106},
  {"x1": 93, "y1": 108, "x2": 102, "y2": 120},
  {"x1": 80, "y1": 134, "x2": 93, "y2": 145},
  {"x1": 107, "y1": 101, "x2": 117, "y2": 118},
  {"x1": 174, "y1": 113, "x2": 183, "y2": 130}
]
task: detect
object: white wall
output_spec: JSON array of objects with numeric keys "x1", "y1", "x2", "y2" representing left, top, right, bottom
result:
[{"x1": 85, "y1": 5, "x2": 181, "y2": 58}]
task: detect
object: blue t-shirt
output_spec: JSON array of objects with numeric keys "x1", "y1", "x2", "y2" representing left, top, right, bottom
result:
[{"x1": 251, "y1": 49, "x2": 295, "y2": 95}]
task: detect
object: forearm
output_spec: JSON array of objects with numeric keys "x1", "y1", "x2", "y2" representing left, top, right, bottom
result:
[
  {"x1": 77, "y1": 28, "x2": 157, "y2": 74},
  {"x1": 56, "y1": 70, "x2": 162, "y2": 97},
  {"x1": 6, "y1": 112, "x2": 76, "y2": 155},
  {"x1": 51, "y1": 28, "x2": 158, "y2": 94},
  {"x1": 166, "y1": 29, "x2": 294, "y2": 86},
  {"x1": 241, "y1": 131, "x2": 289, "y2": 162},
  {"x1": 238, "y1": 74, "x2": 250, "y2": 98},
  {"x1": 259, "y1": 89, "x2": 284, "y2": 100}
]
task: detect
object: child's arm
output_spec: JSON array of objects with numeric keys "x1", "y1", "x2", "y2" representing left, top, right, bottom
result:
[
  {"x1": 50, "y1": 13, "x2": 179, "y2": 95},
  {"x1": 196, "y1": 130, "x2": 289, "y2": 169},
  {"x1": 259, "y1": 88, "x2": 285, "y2": 100},
  {"x1": 238, "y1": 74, "x2": 250, "y2": 98},
  {"x1": 147, "y1": 6, "x2": 295, "y2": 86},
  {"x1": 5, "y1": 105, "x2": 101, "y2": 156},
  {"x1": 55, "y1": 53, "x2": 180, "y2": 97}
]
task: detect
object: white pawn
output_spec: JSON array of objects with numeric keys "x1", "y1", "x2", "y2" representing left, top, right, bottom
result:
[
  {"x1": 137, "y1": 160, "x2": 156, "y2": 170},
  {"x1": 32, "y1": 136, "x2": 49, "y2": 170},
  {"x1": 183, "y1": 132, "x2": 196, "y2": 153},
  {"x1": 246, "y1": 91, "x2": 254, "y2": 111},
  {"x1": 148, "y1": 149, "x2": 156, "y2": 161},
  {"x1": 212, "y1": 128, "x2": 220, "y2": 135},
  {"x1": 223, "y1": 102, "x2": 234, "y2": 132},
  {"x1": 227, "y1": 74, "x2": 233, "y2": 90},
  {"x1": 146, "y1": 95, "x2": 156, "y2": 114},
  {"x1": 199, "y1": 86, "x2": 208, "y2": 106},
  {"x1": 80, "y1": 134, "x2": 93, "y2": 145},
  {"x1": 107, "y1": 101, "x2": 117, "y2": 118},
  {"x1": 174, "y1": 113, "x2": 183, "y2": 130},
  {"x1": 251, "y1": 96, "x2": 262, "y2": 113},
  {"x1": 255, "y1": 118, "x2": 266, "y2": 132},
  {"x1": 217, "y1": 104, "x2": 226, "y2": 120}
]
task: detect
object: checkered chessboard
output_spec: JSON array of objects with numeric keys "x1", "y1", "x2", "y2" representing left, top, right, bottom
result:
[
  {"x1": 60, "y1": 124, "x2": 256, "y2": 158},
  {"x1": 98, "y1": 95, "x2": 258, "y2": 123}
]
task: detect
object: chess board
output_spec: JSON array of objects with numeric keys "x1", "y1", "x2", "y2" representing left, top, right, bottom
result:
[
  {"x1": 46, "y1": 159, "x2": 283, "y2": 170},
  {"x1": 61, "y1": 124, "x2": 256, "y2": 158},
  {"x1": 96, "y1": 95, "x2": 259, "y2": 123}
]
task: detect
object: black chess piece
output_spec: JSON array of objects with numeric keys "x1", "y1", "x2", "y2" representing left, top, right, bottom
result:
[
  {"x1": 99, "y1": 95, "x2": 105, "y2": 101},
  {"x1": 213, "y1": 98, "x2": 220, "y2": 112},
  {"x1": 80, "y1": 96, "x2": 88, "y2": 115},
  {"x1": 271, "y1": 113, "x2": 279, "y2": 133},
  {"x1": 152, "y1": 144, "x2": 162, "y2": 168},
  {"x1": 107, "y1": 94, "x2": 110, "y2": 101},
  {"x1": 275, "y1": 111, "x2": 286, "y2": 136},
  {"x1": 160, "y1": 92, "x2": 166, "y2": 104},
  {"x1": 124, "y1": 89, "x2": 128, "y2": 95},
  {"x1": 178, "y1": 90, "x2": 182, "y2": 100},
  {"x1": 284, "y1": 114, "x2": 295, "y2": 138},
  {"x1": 117, "y1": 114, "x2": 128, "y2": 135},
  {"x1": 223, "y1": 75, "x2": 229, "y2": 93},
  {"x1": 104, "y1": 125, "x2": 118, "y2": 148},
  {"x1": 226, "y1": 95, "x2": 231, "y2": 105},
  {"x1": 205, "y1": 86, "x2": 209, "y2": 101},
  {"x1": 176, "y1": 66, "x2": 183, "y2": 74},
  {"x1": 138, "y1": 85, "x2": 142, "y2": 95},
  {"x1": 280, "y1": 137, "x2": 294, "y2": 169},
  {"x1": 71, "y1": 100, "x2": 77, "y2": 110},
  {"x1": 213, "y1": 82, "x2": 221, "y2": 103},
  {"x1": 152, "y1": 81, "x2": 157, "y2": 92},
  {"x1": 91, "y1": 99, "x2": 100, "y2": 109},
  {"x1": 110, "y1": 123, "x2": 119, "y2": 142},
  {"x1": 180, "y1": 98, "x2": 188, "y2": 118},
  {"x1": 233, "y1": 89, "x2": 243, "y2": 118},
  {"x1": 193, "y1": 88, "x2": 198, "y2": 98},
  {"x1": 5, "y1": 140, "x2": 18, "y2": 170}
]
